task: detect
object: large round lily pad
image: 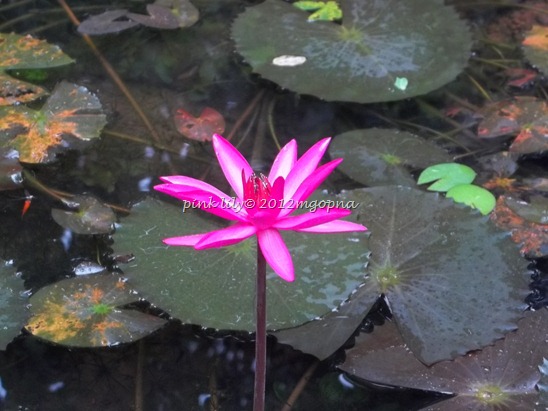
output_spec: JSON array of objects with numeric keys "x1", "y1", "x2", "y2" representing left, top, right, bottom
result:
[
  {"x1": 231, "y1": 0, "x2": 472, "y2": 103},
  {"x1": 274, "y1": 187, "x2": 528, "y2": 363},
  {"x1": 112, "y1": 196, "x2": 369, "y2": 331},
  {"x1": 329, "y1": 129, "x2": 451, "y2": 186},
  {"x1": 0, "y1": 259, "x2": 28, "y2": 349}
]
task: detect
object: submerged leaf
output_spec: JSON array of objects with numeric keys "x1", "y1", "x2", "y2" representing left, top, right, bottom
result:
[
  {"x1": 522, "y1": 25, "x2": 548, "y2": 75},
  {"x1": 329, "y1": 129, "x2": 451, "y2": 186},
  {"x1": 26, "y1": 274, "x2": 166, "y2": 347},
  {"x1": 340, "y1": 309, "x2": 548, "y2": 411},
  {"x1": 112, "y1": 196, "x2": 369, "y2": 331},
  {"x1": 173, "y1": 107, "x2": 225, "y2": 142},
  {"x1": 0, "y1": 148, "x2": 22, "y2": 191},
  {"x1": 51, "y1": 195, "x2": 115, "y2": 235},
  {"x1": 77, "y1": 10, "x2": 139, "y2": 35},
  {"x1": 276, "y1": 187, "x2": 528, "y2": 363},
  {"x1": 0, "y1": 33, "x2": 73, "y2": 105},
  {"x1": 491, "y1": 196, "x2": 548, "y2": 258},
  {"x1": 232, "y1": 0, "x2": 472, "y2": 103},
  {"x1": 0, "y1": 81, "x2": 107, "y2": 163}
]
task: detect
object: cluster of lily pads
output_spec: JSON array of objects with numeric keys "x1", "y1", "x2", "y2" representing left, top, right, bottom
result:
[{"x1": 0, "y1": 0, "x2": 546, "y2": 409}]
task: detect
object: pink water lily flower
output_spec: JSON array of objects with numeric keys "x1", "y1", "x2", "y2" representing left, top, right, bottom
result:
[{"x1": 154, "y1": 134, "x2": 366, "y2": 282}]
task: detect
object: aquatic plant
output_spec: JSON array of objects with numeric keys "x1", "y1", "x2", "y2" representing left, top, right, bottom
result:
[{"x1": 232, "y1": 0, "x2": 472, "y2": 103}]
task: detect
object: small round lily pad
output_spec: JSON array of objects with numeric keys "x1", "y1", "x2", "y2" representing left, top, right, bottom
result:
[{"x1": 51, "y1": 195, "x2": 115, "y2": 235}]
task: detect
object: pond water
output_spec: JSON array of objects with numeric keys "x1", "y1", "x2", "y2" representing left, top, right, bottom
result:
[{"x1": 0, "y1": 0, "x2": 547, "y2": 410}]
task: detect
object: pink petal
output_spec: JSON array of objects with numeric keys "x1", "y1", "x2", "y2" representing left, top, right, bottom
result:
[
  {"x1": 296, "y1": 220, "x2": 367, "y2": 233},
  {"x1": 257, "y1": 229, "x2": 294, "y2": 282},
  {"x1": 268, "y1": 139, "x2": 297, "y2": 181},
  {"x1": 195, "y1": 223, "x2": 256, "y2": 249},
  {"x1": 163, "y1": 233, "x2": 207, "y2": 246},
  {"x1": 273, "y1": 208, "x2": 351, "y2": 230},
  {"x1": 284, "y1": 137, "x2": 331, "y2": 199},
  {"x1": 212, "y1": 134, "x2": 253, "y2": 200},
  {"x1": 154, "y1": 183, "x2": 246, "y2": 221},
  {"x1": 280, "y1": 158, "x2": 343, "y2": 217}
]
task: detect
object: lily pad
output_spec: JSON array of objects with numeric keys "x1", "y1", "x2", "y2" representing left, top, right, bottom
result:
[
  {"x1": 173, "y1": 107, "x2": 225, "y2": 142},
  {"x1": 329, "y1": 129, "x2": 451, "y2": 186},
  {"x1": 112, "y1": 196, "x2": 369, "y2": 331},
  {"x1": 340, "y1": 309, "x2": 548, "y2": 411},
  {"x1": 0, "y1": 33, "x2": 73, "y2": 105},
  {"x1": 522, "y1": 25, "x2": 548, "y2": 75},
  {"x1": 51, "y1": 195, "x2": 115, "y2": 235},
  {"x1": 418, "y1": 163, "x2": 476, "y2": 192},
  {"x1": 0, "y1": 259, "x2": 29, "y2": 349},
  {"x1": 0, "y1": 81, "x2": 107, "y2": 163},
  {"x1": 275, "y1": 187, "x2": 528, "y2": 364},
  {"x1": 446, "y1": 184, "x2": 496, "y2": 215},
  {"x1": 25, "y1": 274, "x2": 167, "y2": 347},
  {"x1": 231, "y1": 0, "x2": 472, "y2": 103}
]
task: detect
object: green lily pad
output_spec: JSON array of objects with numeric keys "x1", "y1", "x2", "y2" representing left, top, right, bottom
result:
[
  {"x1": 329, "y1": 129, "x2": 451, "y2": 186},
  {"x1": 112, "y1": 196, "x2": 369, "y2": 331},
  {"x1": 340, "y1": 309, "x2": 548, "y2": 411},
  {"x1": 0, "y1": 33, "x2": 73, "y2": 105},
  {"x1": 0, "y1": 259, "x2": 29, "y2": 349},
  {"x1": 0, "y1": 81, "x2": 107, "y2": 163},
  {"x1": 446, "y1": 184, "x2": 496, "y2": 215},
  {"x1": 418, "y1": 163, "x2": 476, "y2": 192},
  {"x1": 51, "y1": 195, "x2": 115, "y2": 235},
  {"x1": 232, "y1": 0, "x2": 472, "y2": 103},
  {"x1": 275, "y1": 187, "x2": 528, "y2": 364},
  {"x1": 26, "y1": 274, "x2": 167, "y2": 347}
]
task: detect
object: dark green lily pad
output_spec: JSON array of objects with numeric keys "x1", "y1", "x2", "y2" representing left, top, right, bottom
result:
[
  {"x1": 51, "y1": 195, "x2": 115, "y2": 235},
  {"x1": 231, "y1": 0, "x2": 472, "y2": 103},
  {"x1": 275, "y1": 187, "x2": 528, "y2": 364},
  {"x1": 0, "y1": 81, "x2": 107, "y2": 163},
  {"x1": 539, "y1": 358, "x2": 548, "y2": 407},
  {"x1": 0, "y1": 260, "x2": 29, "y2": 349},
  {"x1": 340, "y1": 309, "x2": 548, "y2": 411},
  {"x1": 0, "y1": 33, "x2": 73, "y2": 105},
  {"x1": 26, "y1": 274, "x2": 167, "y2": 347},
  {"x1": 329, "y1": 129, "x2": 451, "y2": 186},
  {"x1": 112, "y1": 196, "x2": 369, "y2": 331}
]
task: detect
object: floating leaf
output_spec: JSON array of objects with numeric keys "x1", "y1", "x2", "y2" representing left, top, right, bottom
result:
[
  {"x1": 173, "y1": 107, "x2": 225, "y2": 142},
  {"x1": 293, "y1": 1, "x2": 343, "y2": 22},
  {"x1": 112, "y1": 196, "x2": 369, "y2": 331},
  {"x1": 446, "y1": 184, "x2": 496, "y2": 215},
  {"x1": 146, "y1": 0, "x2": 199, "y2": 28},
  {"x1": 329, "y1": 129, "x2": 451, "y2": 186},
  {"x1": 51, "y1": 195, "x2": 115, "y2": 235},
  {"x1": 275, "y1": 187, "x2": 528, "y2": 364},
  {"x1": 127, "y1": 4, "x2": 180, "y2": 29},
  {"x1": 522, "y1": 25, "x2": 548, "y2": 75},
  {"x1": 0, "y1": 33, "x2": 73, "y2": 105},
  {"x1": 232, "y1": 0, "x2": 472, "y2": 103},
  {"x1": 491, "y1": 196, "x2": 548, "y2": 258},
  {"x1": 505, "y1": 196, "x2": 548, "y2": 225},
  {"x1": 0, "y1": 81, "x2": 107, "y2": 163},
  {"x1": 418, "y1": 163, "x2": 476, "y2": 192},
  {"x1": 0, "y1": 259, "x2": 29, "y2": 349},
  {"x1": 26, "y1": 274, "x2": 167, "y2": 347},
  {"x1": 339, "y1": 309, "x2": 548, "y2": 411}
]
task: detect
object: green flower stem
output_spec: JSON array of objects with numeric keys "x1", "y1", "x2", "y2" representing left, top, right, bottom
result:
[{"x1": 254, "y1": 241, "x2": 267, "y2": 411}]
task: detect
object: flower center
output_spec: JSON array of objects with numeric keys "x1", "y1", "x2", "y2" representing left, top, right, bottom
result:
[{"x1": 243, "y1": 171, "x2": 271, "y2": 207}]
